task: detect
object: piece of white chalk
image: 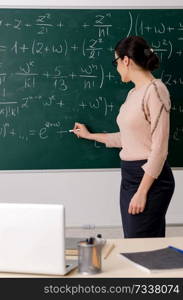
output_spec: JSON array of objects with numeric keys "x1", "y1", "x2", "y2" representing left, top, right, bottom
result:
[{"x1": 69, "y1": 129, "x2": 80, "y2": 132}]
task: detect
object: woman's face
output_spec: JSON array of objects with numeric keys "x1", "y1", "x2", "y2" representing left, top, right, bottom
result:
[{"x1": 115, "y1": 53, "x2": 130, "y2": 83}]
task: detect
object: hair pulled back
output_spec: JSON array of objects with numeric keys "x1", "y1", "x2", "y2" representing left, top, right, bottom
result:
[{"x1": 115, "y1": 36, "x2": 159, "y2": 71}]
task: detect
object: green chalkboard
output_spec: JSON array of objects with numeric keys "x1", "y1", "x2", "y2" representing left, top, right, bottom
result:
[{"x1": 0, "y1": 8, "x2": 182, "y2": 170}]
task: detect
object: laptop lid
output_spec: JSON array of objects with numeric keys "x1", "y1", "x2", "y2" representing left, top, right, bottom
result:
[{"x1": 0, "y1": 202, "x2": 67, "y2": 275}]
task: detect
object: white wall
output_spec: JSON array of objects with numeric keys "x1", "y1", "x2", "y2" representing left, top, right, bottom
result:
[
  {"x1": 0, "y1": 169, "x2": 182, "y2": 227},
  {"x1": 0, "y1": 0, "x2": 182, "y2": 227},
  {"x1": 0, "y1": 0, "x2": 183, "y2": 7}
]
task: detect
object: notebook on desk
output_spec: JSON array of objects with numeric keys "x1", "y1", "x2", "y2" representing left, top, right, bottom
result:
[
  {"x1": 0, "y1": 202, "x2": 77, "y2": 275},
  {"x1": 120, "y1": 247, "x2": 183, "y2": 273}
]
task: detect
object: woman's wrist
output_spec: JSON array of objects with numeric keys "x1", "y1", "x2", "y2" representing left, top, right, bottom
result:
[
  {"x1": 137, "y1": 188, "x2": 148, "y2": 196},
  {"x1": 87, "y1": 133, "x2": 94, "y2": 140}
]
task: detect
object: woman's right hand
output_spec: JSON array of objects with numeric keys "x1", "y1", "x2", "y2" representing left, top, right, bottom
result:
[{"x1": 72, "y1": 122, "x2": 91, "y2": 139}]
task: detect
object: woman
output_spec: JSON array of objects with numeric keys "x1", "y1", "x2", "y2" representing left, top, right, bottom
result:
[{"x1": 72, "y1": 36, "x2": 175, "y2": 238}]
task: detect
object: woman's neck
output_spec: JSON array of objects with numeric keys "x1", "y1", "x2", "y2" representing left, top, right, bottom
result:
[{"x1": 131, "y1": 71, "x2": 155, "y2": 91}]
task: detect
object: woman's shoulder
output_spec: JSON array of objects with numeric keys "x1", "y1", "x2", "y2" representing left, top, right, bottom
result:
[
  {"x1": 146, "y1": 79, "x2": 171, "y2": 110},
  {"x1": 147, "y1": 79, "x2": 170, "y2": 98}
]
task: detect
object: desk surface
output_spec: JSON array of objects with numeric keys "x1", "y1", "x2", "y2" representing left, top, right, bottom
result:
[{"x1": 1, "y1": 237, "x2": 183, "y2": 278}]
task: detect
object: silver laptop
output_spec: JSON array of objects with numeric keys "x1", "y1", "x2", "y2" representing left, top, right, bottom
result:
[{"x1": 0, "y1": 202, "x2": 78, "y2": 275}]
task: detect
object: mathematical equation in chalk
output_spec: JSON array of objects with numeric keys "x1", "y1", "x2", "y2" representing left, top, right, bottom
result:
[
  {"x1": 0, "y1": 120, "x2": 106, "y2": 149},
  {"x1": 0, "y1": 9, "x2": 182, "y2": 147},
  {"x1": 0, "y1": 11, "x2": 182, "y2": 62},
  {"x1": 0, "y1": 94, "x2": 115, "y2": 119},
  {"x1": 0, "y1": 38, "x2": 182, "y2": 62},
  {"x1": 0, "y1": 62, "x2": 119, "y2": 96},
  {"x1": 0, "y1": 13, "x2": 113, "y2": 36}
]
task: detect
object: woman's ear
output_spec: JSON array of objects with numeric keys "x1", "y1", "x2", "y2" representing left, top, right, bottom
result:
[{"x1": 123, "y1": 56, "x2": 130, "y2": 67}]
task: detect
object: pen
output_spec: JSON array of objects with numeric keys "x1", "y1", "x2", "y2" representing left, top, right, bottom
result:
[
  {"x1": 69, "y1": 129, "x2": 80, "y2": 132},
  {"x1": 104, "y1": 243, "x2": 115, "y2": 259}
]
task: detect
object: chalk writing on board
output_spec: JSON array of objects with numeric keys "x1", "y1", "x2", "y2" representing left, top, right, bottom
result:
[
  {"x1": 0, "y1": 11, "x2": 182, "y2": 138},
  {"x1": 0, "y1": 9, "x2": 182, "y2": 169}
]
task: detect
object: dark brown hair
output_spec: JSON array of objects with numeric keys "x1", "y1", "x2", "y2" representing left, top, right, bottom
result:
[{"x1": 115, "y1": 36, "x2": 159, "y2": 71}]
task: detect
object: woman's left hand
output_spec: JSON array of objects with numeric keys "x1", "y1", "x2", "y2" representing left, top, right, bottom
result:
[{"x1": 128, "y1": 191, "x2": 147, "y2": 214}]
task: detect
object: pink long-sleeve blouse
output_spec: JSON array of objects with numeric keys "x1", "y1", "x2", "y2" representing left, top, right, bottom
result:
[{"x1": 105, "y1": 79, "x2": 171, "y2": 179}]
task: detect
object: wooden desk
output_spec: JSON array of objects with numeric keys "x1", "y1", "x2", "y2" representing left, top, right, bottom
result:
[{"x1": 1, "y1": 237, "x2": 183, "y2": 278}]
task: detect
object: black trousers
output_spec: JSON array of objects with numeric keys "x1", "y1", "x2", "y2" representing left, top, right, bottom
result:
[{"x1": 120, "y1": 159, "x2": 175, "y2": 238}]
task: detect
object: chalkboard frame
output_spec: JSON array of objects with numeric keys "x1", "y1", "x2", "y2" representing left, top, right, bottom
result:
[{"x1": 0, "y1": 7, "x2": 182, "y2": 170}]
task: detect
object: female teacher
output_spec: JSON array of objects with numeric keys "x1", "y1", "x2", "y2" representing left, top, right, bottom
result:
[{"x1": 72, "y1": 36, "x2": 175, "y2": 238}]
